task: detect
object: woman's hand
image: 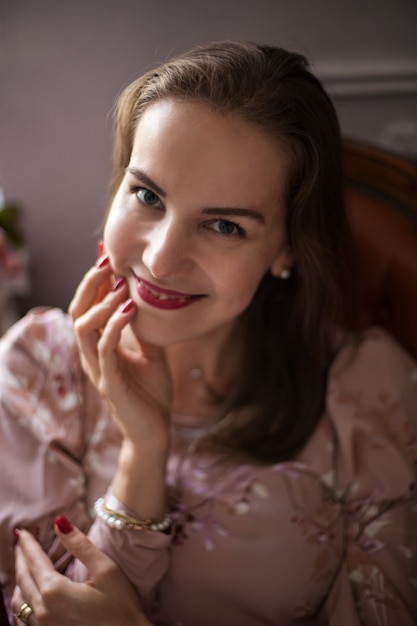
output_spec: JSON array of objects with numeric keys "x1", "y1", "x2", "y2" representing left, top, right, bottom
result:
[
  {"x1": 68, "y1": 252, "x2": 171, "y2": 516},
  {"x1": 68, "y1": 254, "x2": 172, "y2": 452},
  {"x1": 12, "y1": 522, "x2": 152, "y2": 626}
]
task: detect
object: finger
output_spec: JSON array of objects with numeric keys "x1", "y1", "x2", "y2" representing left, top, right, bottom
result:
[
  {"x1": 68, "y1": 256, "x2": 113, "y2": 320},
  {"x1": 74, "y1": 279, "x2": 129, "y2": 340},
  {"x1": 96, "y1": 239, "x2": 105, "y2": 258},
  {"x1": 93, "y1": 242, "x2": 111, "y2": 304},
  {"x1": 12, "y1": 588, "x2": 41, "y2": 626},
  {"x1": 15, "y1": 531, "x2": 57, "y2": 586},
  {"x1": 54, "y1": 518, "x2": 146, "y2": 623},
  {"x1": 99, "y1": 298, "x2": 164, "y2": 366},
  {"x1": 13, "y1": 543, "x2": 46, "y2": 621},
  {"x1": 73, "y1": 281, "x2": 129, "y2": 383},
  {"x1": 99, "y1": 301, "x2": 172, "y2": 418},
  {"x1": 11, "y1": 583, "x2": 25, "y2": 618},
  {"x1": 69, "y1": 255, "x2": 113, "y2": 318},
  {"x1": 54, "y1": 517, "x2": 118, "y2": 578},
  {"x1": 97, "y1": 298, "x2": 137, "y2": 373},
  {"x1": 96, "y1": 301, "x2": 138, "y2": 406}
]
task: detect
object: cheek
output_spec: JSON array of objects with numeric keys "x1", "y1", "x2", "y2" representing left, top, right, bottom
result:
[
  {"x1": 216, "y1": 258, "x2": 269, "y2": 305},
  {"x1": 103, "y1": 186, "x2": 135, "y2": 243},
  {"x1": 103, "y1": 216, "x2": 119, "y2": 256},
  {"x1": 103, "y1": 211, "x2": 134, "y2": 272}
]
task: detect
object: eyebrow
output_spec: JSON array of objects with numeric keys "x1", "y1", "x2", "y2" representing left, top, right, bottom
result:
[
  {"x1": 127, "y1": 167, "x2": 166, "y2": 198},
  {"x1": 202, "y1": 207, "x2": 265, "y2": 223},
  {"x1": 126, "y1": 166, "x2": 265, "y2": 223}
]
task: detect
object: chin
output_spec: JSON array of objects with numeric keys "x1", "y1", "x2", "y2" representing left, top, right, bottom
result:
[{"x1": 128, "y1": 313, "x2": 189, "y2": 347}]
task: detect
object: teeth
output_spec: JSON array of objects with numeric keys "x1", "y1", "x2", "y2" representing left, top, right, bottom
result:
[{"x1": 145, "y1": 284, "x2": 191, "y2": 301}]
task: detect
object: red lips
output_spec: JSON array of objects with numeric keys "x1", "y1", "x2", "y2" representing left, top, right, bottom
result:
[{"x1": 136, "y1": 277, "x2": 203, "y2": 310}]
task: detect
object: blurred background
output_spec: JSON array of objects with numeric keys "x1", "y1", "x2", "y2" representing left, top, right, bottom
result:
[{"x1": 0, "y1": 0, "x2": 416, "y2": 317}]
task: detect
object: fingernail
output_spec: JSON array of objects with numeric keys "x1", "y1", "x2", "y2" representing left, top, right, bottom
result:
[
  {"x1": 96, "y1": 239, "x2": 104, "y2": 259},
  {"x1": 96, "y1": 254, "x2": 110, "y2": 269},
  {"x1": 13, "y1": 528, "x2": 21, "y2": 545},
  {"x1": 121, "y1": 298, "x2": 135, "y2": 313},
  {"x1": 112, "y1": 276, "x2": 126, "y2": 291},
  {"x1": 55, "y1": 515, "x2": 74, "y2": 534}
]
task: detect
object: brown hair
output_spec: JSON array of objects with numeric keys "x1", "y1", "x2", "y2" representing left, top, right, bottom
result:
[{"x1": 110, "y1": 41, "x2": 349, "y2": 462}]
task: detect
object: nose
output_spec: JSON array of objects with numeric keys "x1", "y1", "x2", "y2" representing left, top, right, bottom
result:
[{"x1": 142, "y1": 218, "x2": 194, "y2": 279}]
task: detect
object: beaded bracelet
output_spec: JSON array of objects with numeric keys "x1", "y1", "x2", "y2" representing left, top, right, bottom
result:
[{"x1": 94, "y1": 497, "x2": 172, "y2": 532}]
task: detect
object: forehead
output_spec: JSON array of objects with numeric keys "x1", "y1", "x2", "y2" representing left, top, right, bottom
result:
[{"x1": 130, "y1": 99, "x2": 289, "y2": 209}]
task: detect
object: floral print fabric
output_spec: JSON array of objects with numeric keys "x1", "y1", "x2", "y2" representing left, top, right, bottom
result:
[{"x1": 0, "y1": 308, "x2": 416, "y2": 625}]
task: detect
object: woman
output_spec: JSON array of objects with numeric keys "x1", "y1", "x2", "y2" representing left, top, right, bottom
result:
[{"x1": 2, "y1": 41, "x2": 416, "y2": 625}]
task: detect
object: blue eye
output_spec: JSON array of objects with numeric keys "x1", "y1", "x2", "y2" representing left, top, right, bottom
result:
[
  {"x1": 211, "y1": 219, "x2": 244, "y2": 236},
  {"x1": 137, "y1": 187, "x2": 162, "y2": 208}
]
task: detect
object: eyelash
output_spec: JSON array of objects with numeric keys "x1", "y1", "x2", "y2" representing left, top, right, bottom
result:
[
  {"x1": 130, "y1": 185, "x2": 246, "y2": 237},
  {"x1": 206, "y1": 219, "x2": 245, "y2": 237},
  {"x1": 134, "y1": 186, "x2": 163, "y2": 208}
]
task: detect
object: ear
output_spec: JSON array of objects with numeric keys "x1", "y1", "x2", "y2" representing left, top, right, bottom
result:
[{"x1": 269, "y1": 245, "x2": 294, "y2": 278}]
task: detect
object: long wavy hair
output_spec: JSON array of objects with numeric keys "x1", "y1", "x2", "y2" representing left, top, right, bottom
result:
[{"x1": 109, "y1": 41, "x2": 349, "y2": 462}]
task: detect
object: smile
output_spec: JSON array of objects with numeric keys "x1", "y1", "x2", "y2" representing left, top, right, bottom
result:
[{"x1": 136, "y1": 277, "x2": 204, "y2": 310}]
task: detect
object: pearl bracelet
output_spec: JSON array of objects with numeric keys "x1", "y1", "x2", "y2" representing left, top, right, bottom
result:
[{"x1": 94, "y1": 497, "x2": 172, "y2": 532}]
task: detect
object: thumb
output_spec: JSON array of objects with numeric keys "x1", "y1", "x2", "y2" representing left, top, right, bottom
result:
[{"x1": 54, "y1": 515, "x2": 111, "y2": 575}]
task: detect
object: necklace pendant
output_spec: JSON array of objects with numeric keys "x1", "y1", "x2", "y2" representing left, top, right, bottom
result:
[{"x1": 190, "y1": 367, "x2": 203, "y2": 380}]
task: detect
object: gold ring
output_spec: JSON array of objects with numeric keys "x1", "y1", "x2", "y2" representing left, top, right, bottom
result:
[{"x1": 15, "y1": 602, "x2": 34, "y2": 624}]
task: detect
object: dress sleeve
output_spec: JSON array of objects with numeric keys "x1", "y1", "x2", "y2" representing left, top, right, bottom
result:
[
  {"x1": 0, "y1": 308, "x2": 120, "y2": 609},
  {"x1": 319, "y1": 328, "x2": 417, "y2": 625},
  {"x1": 71, "y1": 491, "x2": 171, "y2": 616}
]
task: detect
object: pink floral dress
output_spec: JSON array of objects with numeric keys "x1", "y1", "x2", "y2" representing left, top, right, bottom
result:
[{"x1": 0, "y1": 308, "x2": 416, "y2": 625}]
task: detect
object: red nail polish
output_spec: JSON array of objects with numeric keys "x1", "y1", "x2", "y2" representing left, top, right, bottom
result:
[
  {"x1": 55, "y1": 515, "x2": 74, "y2": 534},
  {"x1": 121, "y1": 299, "x2": 135, "y2": 313},
  {"x1": 112, "y1": 276, "x2": 126, "y2": 291},
  {"x1": 13, "y1": 528, "x2": 21, "y2": 545},
  {"x1": 96, "y1": 239, "x2": 104, "y2": 259},
  {"x1": 96, "y1": 254, "x2": 110, "y2": 269}
]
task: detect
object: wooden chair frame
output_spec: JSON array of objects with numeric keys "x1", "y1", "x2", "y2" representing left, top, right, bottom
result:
[
  {"x1": 343, "y1": 139, "x2": 417, "y2": 220},
  {"x1": 343, "y1": 139, "x2": 417, "y2": 358}
]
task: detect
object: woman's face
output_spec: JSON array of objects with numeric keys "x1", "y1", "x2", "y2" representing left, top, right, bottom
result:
[{"x1": 104, "y1": 99, "x2": 292, "y2": 347}]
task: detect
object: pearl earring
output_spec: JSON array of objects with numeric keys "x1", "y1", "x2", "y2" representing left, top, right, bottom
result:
[{"x1": 279, "y1": 269, "x2": 291, "y2": 280}]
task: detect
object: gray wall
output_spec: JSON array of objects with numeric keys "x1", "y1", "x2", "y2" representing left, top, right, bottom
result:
[{"x1": 1, "y1": 0, "x2": 416, "y2": 311}]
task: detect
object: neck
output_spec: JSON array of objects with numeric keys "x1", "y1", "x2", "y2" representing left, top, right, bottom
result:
[
  {"x1": 167, "y1": 319, "x2": 240, "y2": 379},
  {"x1": 166, "y1": 321, "x2": 243, "y2": 423},
  {"x1": 120, "y1": 319, "x2": 243, "y2": 426}
]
